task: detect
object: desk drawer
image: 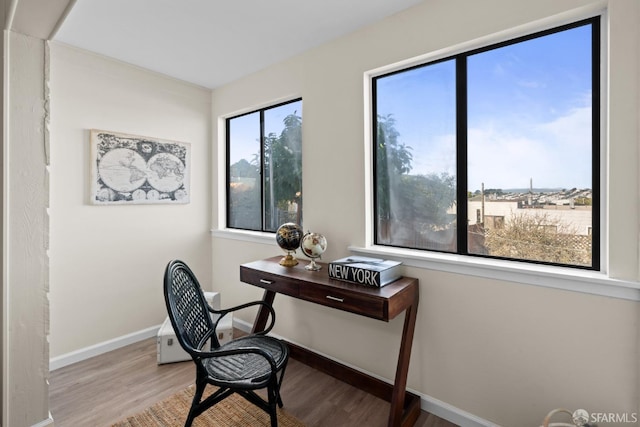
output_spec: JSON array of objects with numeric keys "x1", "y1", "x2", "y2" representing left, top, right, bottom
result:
[
  {"x1": 300, "y1": 286, "x2": 386, "y2": 320},
  {"x1": 240, "y1": 267, "x2": 299, "y2": 297}
]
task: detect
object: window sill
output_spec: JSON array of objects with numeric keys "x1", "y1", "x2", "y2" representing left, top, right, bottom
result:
[
  {"x1": 349, "y1": 245, "x2": 640, "y2": 302},
  {"x1": 210, "y1": 229, "x2": 640, "y2": 301}
]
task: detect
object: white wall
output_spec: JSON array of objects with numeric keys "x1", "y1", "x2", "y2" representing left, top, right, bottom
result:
[
  {"x1": 211, "y1": 1, "x2": 639, "y2": 426},
  {"x1": 4, "y1": 31, "x2": 50, "y2": 427},
  {"x1": 48, "y1": 43, "x2": 212, "y2": 358}
]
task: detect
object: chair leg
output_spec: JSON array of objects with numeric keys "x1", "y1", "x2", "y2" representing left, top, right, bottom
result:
[
  {"x1": 276, "y1": 360, "x2": 288, "y2": 408},
  {"x1": 268, "y1": 380, "x2": 278, "y2": 427},
  {"x1": 185, "y1": 380, "x2": 206, "y2": 427}
]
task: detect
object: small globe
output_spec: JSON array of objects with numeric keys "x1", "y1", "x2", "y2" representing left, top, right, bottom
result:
[
  {"x1": 301, "y1": 232, "x2": 327, "y2": 259},
  {"x1": 276, "y1": 222, "x2": 303, "y2": 251},
  {"x1": 301, "y1": 231, "x2": 327, "y2": 271}
]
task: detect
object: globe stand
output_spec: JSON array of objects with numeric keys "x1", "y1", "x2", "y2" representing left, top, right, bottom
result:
[
  {"x1": 305, "y1": 257, "x2": 321, "y2": 271},
  {"x1": 279, "y1": 251, "x2": 298, "y2": 267}
]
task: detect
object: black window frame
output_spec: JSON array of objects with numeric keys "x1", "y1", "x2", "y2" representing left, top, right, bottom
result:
[
  {"x1": 226, "y1": 97, "x2": 303, "y2": 232},
  {"x1": 372, "y1": 17, "x2": 601, "y2": 271}
]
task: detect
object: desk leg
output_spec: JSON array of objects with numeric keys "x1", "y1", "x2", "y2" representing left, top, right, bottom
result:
[
  {"x1": 388, "y1": 299, "x2": 419, "y2": 427},
  {"x1": 252, "y1": 290, "x2": 276, "y2": 333}
]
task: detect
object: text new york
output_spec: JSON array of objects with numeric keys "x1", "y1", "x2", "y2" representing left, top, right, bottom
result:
[{"x1": 328, "y1": 264, "x2": 380, "y2": 287}]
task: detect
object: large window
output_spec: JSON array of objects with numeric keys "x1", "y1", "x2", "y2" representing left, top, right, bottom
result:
[
  {"x1": 373, "y1": 18, "x2": 599, "y2": 269},
  {"x1": 227, "y1": 99, "x2": 302, "y2": 232}
]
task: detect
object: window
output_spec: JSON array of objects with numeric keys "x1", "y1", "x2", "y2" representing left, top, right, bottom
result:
[
  {"x1": 227, "y1": 99, "x2": 302, "y2": 232},
  {"x1": 373, "y1": 18, "x2": 599, "y2": 269}
]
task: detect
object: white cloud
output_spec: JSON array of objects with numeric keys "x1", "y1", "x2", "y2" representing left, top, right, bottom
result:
[
  {"x1": 466, "y1": 104, "x2": 592, "y2": 190},
  {"x1": 517, "y1": 79, "x2": 546, "y2": 89}
]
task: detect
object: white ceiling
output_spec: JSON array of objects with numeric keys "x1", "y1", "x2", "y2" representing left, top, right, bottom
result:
[{"x1": 53, "y1": 0, "x2": 423, "y2": 89}]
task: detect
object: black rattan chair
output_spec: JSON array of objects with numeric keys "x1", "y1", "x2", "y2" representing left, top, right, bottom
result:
[{"x1": 163, "y1": 260, "x2": 289, "y2": 427}]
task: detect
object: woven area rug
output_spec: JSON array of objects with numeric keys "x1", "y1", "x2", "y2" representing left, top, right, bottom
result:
[{"x1": 112, "y1": 386, "x2": 305, "y2": 427}]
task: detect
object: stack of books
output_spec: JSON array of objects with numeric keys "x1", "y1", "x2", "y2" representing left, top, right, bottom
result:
[{"x1": 328, "y1": 256, "x2": 402, "y2": 287}]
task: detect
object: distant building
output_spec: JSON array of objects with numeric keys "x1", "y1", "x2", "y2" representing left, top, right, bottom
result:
[{"x1": 467, "y1": 194, "x2": 592, "y2": 236}]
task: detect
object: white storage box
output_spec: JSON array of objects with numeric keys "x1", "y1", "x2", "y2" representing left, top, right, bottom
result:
[{"x1": 157, "y1": 292, "x2": 234, "y2": 364}]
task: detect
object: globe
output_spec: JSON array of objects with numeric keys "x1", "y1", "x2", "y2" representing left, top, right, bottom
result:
[
  {"x1": 301, "y1": 232, "x2": 327, "y2": 271},
  {"x1": 275, "y1": 223, "x2": 303, "y2": 266}
]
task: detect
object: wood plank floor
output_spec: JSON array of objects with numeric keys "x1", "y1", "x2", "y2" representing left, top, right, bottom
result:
[{"x1": 50, "y1": 337, "x2": 459, "y2": 427}]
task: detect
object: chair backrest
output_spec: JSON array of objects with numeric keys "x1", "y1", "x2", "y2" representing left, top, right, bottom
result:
[{"x1": 164, "y1": 260, "x2": 215, "y2": 356}]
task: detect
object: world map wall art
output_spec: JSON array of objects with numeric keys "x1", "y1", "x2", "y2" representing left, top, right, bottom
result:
[{"x1": 90, "y1": 130, "x2": 191, "y2": 205}]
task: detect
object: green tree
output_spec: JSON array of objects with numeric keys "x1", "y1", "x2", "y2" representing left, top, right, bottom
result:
[
  {"x1": 376, "y1": 114, "x2": 457, "y2": 247},
  {"x1": 264, "y1": 112, "x2": 302, "y2": 230},
  {"x1": 395, "y1": 173, "x2": 456, "y2": 228},
  {"x1": 376, "y1": 114, "x2": 413, "y2": 222}
]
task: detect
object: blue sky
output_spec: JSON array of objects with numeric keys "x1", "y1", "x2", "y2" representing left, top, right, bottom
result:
[{"x1": 376, "y1": 23, "x2": 593, "y2": 192}]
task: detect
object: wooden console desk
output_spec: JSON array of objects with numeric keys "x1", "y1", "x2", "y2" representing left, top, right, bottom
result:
[{"x1": 240, "y1": 256, "x2": 420, "y2": 427}]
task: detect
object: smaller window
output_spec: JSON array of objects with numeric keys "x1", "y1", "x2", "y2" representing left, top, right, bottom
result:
[{"x1": 227, "y1": 99, "x2": 302, "y2": 232}]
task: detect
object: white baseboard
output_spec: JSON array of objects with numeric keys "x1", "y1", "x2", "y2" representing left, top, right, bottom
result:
[
  {"x1": 49, "y1": 325, "x2": 161, "y2": 371},
  {"x1": 233, "y1": 318, "x2": 496, "y2": 427},
  {"x1": 420, "y1": 394, "x2": 499, "y2": 427},
  {"x1": 231, "y1": 317, "x2": 253, "y2": 333},
  {"x1": 32, "y1": 413, "x2": 54, "y2": 427}
]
